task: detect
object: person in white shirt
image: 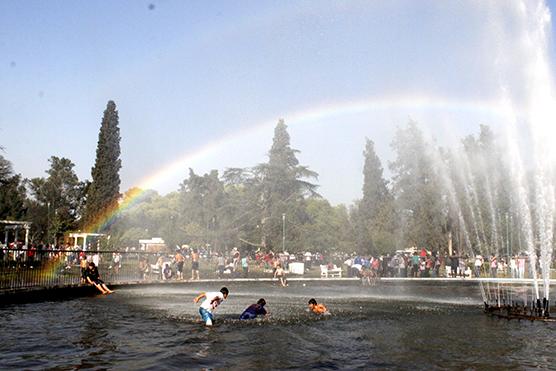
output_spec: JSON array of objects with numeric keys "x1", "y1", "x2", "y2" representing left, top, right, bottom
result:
[
  {"x1": 510, "y1": 256, "x2": 518, "y2": 278},
  {"x1": 193, "y1": 287, "x2": 229, "y2": 326},
  {"x1": 474, "y1": 255, "x2": 483, "y2": 278}
]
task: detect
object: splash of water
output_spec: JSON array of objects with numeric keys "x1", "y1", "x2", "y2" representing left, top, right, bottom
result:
[{"x1": 506, "y1": 1, "x2": 556, "y2": 299}]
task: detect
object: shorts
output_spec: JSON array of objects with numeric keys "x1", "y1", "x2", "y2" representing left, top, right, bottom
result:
[
  {"x1": 199, "y1": 307, "x2": 214, "y2": 323},
  {"x1": 240, "y1": 311, "x2": 256, "y2": 320},
  {"x1": 192, "y1": 261, "x2": 199, "y2": 270},
  {"x1": 177, "y1": 261, "x2": 184, "y2": 272}
]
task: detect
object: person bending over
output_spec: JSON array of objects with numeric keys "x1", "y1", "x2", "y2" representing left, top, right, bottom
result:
[
  {"x1": 194, "y1": 287, "x2": 229, "y2": 326},
  {"x1": 86, "y1": 262, "x2": 114, "y2": 294},
  {"x1": 240, "y1": 298, "x2": 269, "y2": 320}
]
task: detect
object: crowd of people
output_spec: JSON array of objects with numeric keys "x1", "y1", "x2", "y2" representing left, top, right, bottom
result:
[
  {"x1": 1, "y1": 238, "x2": 551, "y2": 296},
  {"x1": 342, "y1": 248, "x2": 540, "y2": 282},
  {"x1": 137, "y1": 247, "x2": 302, "y2": 286}
]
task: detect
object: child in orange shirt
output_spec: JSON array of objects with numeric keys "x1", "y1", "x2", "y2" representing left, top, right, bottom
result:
[{"x1": 308, "y1": 298, "x2": 329, "y2": 314}]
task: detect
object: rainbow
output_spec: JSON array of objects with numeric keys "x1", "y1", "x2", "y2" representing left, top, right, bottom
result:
[{"x1": 83, "y1": 94, "x2": 512, "y2": 233}]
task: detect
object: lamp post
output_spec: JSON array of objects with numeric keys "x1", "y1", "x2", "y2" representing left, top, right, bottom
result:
[
  {"x1": 46, "y1": 202, "x2": 50, "y2": 246},
  {"x1": 506, "y1": 213, "x2": 510, "y2": 259},
  {"x1": 282, "y1": 213, "x2": 286, "y2": 252}
]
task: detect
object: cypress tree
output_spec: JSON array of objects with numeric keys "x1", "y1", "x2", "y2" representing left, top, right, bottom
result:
[
  {"x1": 83, "y1": 100, "x2": 122, "y2": 231},
  {"x1": 356, "y1": 138, "x2": 395, "y2": 254},
  {"x1": 361, "y1": 138, "x2": 390, "y2": 220}
]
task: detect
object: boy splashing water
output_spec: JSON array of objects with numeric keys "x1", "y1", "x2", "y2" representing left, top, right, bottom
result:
[
  {"x1": 240, "y1": 298, "x2": 269, "y2": 320},
  {"x1": 194, "y1": 287, "x2": 229, "y2": 326},
  {"x1": 308, "y1": 298, "x2": 329, "y2": 315}
]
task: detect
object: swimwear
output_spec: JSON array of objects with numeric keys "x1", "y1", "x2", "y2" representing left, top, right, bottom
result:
[{"x1": 192, "y1": 261, "x2": 199, "y2": 270}]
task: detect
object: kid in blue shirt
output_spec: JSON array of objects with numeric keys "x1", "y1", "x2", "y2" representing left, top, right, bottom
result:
[{"x1": 240, "y1": 298, "x2": 268, "y2": 320}]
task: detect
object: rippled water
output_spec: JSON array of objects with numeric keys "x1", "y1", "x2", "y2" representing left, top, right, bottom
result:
[{"x1": 1, "y1": 281, "x2": 555, "y2": 369}]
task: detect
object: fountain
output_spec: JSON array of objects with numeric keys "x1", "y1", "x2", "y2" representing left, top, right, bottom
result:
[{"x1": 425, "y1": 1, "x2": 556, "y2": 321}]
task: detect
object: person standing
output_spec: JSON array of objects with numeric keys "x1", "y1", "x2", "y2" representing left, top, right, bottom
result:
[
  {"x1": 518, "y1": 255, "x2": 526, "y2": 279},
  {"x1": 80, "y1": 254, "x2": 88, "y2": 283},
  {"x1": 450, "y1": 253, "x2": 459, "y2": 278},
  {"x1": 274, "y1": 263, "x2": 288, "y2": 287},
  {"x1": 490, "y1": 255, "x2": 498, "y2": 278},
  {"x1": 411, "y1": 253, "x2": 420, "y2": 277},
  {"x1": 175, "y1": 250, "x2": 185, "y2": 280},
  {"x1": 191, "y1": 248, "x2": 200, "y2": 280},
  {"x1": 241, "y1": 255, "x2": 249, "y2": 278},
  {"x1": 112, "y1": 251, "x2": 122, "y2": 276},
  {"x1": 474, "y1": 255, "x2": 483, "y2": 278},
  {"x1": 193, "y1": 287, "x2": 229, "y2": 326},
  {"x1": 510, "y1": 256, "x2": 518, "y2": 278}
]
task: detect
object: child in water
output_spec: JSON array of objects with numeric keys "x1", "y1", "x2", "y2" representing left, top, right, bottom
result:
[
  {"x1": 193, "y1": 287, "x2": 229, "y2": 326},
  {"x1": 308, "y1": 298, "x2": 329, "y2": 315},
  {"x1": 240, "y1": 298, "x2": 269, "y2": 320}
]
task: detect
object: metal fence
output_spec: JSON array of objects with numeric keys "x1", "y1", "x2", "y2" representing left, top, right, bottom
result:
[{"x1": 0, "y1": 248, "x2": 214, "y2": 290}]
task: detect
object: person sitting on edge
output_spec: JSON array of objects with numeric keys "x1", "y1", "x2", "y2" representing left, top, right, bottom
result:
[
  {"x1": 240, "y1": 298, "x2": 269, "y2": 320},
  {"x1": 86, "y1": 262, "x2": 114, "y2": 294},
  {"x1": 308, "y1": 298, "x2": 329, "y2": 315},
  {"x1": 193, "y1": 287, "x2": 229, "y2": 326}
]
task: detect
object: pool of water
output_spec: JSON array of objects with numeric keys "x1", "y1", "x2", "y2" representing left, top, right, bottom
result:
[{"x1": 1, "y1": 281, "x2": 555, "y2": 369}]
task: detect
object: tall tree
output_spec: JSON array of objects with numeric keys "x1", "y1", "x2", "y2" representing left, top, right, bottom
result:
[
  {"x1": 27, "y1": 156, "x2": 86, "y2": 243},
  {"x1": 300, "y1": 198, "x2": 356, "y2": 255},
  {"x1": 451, "y1": 124, "x2": 511, "y2": 256},
  {"x1": 256, "y1": 119, "x2": 319, "y2": 251},
  {"x1": 356, "y1": 138, "x2": 395, "y2": 254},
  {"x1": 179, "y1": 169, "x2": 228, "y2": 250},
  {"x1": 83, "y1": 100, "x2": 122, "y2": 232},
  {"x1": 390, "y1": 122, "x2": 447, "y2": 251},
  {"x1": 0, "y1": 154, "x2": 27, "y2": 220}
]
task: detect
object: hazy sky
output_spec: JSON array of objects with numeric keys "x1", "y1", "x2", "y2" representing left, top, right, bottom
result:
[{"x1": 1, "y1": 1, "x2": 556, "y2": 205}]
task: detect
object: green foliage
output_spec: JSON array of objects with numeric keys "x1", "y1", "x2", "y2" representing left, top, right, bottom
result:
[
  {"x1": 299, "y1": 198, "x2": 356, "y2": 254},
  {"x1": 0, "y1": 154, "x2": 27, "y2": 220},
  {"x1": 390, "y1": 122, "x2": 447, "y2": 251},
  {"x1": 256, "y1": 119, "x2": 319, "y2": 251},
  {"x1": 355, "y1": 138, "x2": 396, "y2": 254},
  {"x1": 83, "y1": 100, "x2": 122, "y2": 231},
  {"x1": 26, "y1": 156, "x2": 86, "y2": 243},
  {"x1": 10, "y1": 105, "x2": 525, "y2": 260},
  {"x1": 445, "y1": 124, "x2": 513, "y2": 256}
]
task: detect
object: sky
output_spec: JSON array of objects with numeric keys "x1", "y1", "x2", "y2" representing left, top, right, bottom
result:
[{"x1": 1, "y1": 0, "x2": 556, "y2": 205}]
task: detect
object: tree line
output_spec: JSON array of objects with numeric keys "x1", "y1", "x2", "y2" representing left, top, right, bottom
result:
[{"x1": 0, "y1": 100, "x2": 532, "y2": 257}]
